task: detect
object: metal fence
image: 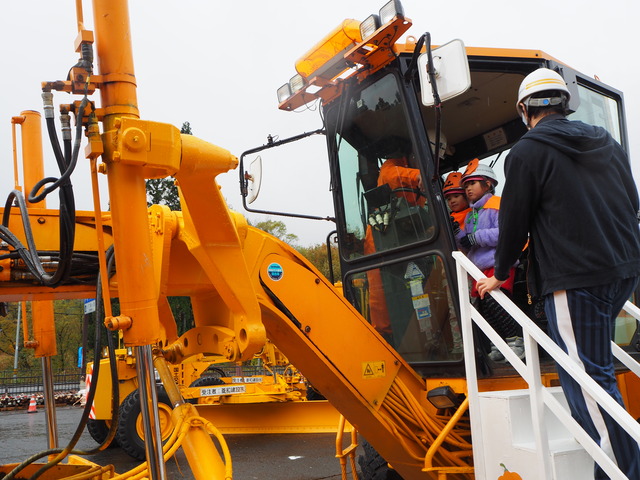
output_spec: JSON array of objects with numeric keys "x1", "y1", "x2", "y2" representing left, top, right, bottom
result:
[
  {"x1": 0, "y1": 371, "x2": 83, "y2": 396},
  {"x1": 0, "y1": 365, "x2": 289, "y2": 396}
]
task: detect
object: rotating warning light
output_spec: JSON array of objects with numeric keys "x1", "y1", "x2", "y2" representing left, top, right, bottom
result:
[{"x1": 294, "y1": 19, "x2": 362, "y2": 81}]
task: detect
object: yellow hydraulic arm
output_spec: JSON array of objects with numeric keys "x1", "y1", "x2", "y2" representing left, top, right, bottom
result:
[
  {"x1": 238, "y1": 228, "x2": 473, "y2": 479},
  {"x1": 0, "y1": 0, "x2": 472, "y2": 478}
]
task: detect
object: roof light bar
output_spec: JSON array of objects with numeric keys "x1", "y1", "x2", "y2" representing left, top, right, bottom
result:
[
  {"x1": 277, "y1": 83, "x2": 292, "y2": 103},
  {"x1": 294, "y1": 19, "x2": 362, "y2": 81},
  {"x1": 289, "y1": 74, "x2": 305, "y2": 94},
  {"x1": 278, "y1": 0, "x2": 409, "y2": 110},
  {"x1": 379, "y1": 0, "x2": 404, "y2": 25},
  {"x1": 360, "y1": 14, "x2": 380, "y2": 40}
]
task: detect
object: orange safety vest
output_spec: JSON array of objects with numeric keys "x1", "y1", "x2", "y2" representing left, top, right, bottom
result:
[
  {"x1": 378, "y1": 157, "x2": 425, "y2": 207},
  {"x1": 451, "y1": 207, "x2": 471, "y2": 226}
]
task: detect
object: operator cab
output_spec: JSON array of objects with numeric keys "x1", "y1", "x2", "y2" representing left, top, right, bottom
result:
[
  {"x1": 322, "y1": 47, "x2": 634, "y2": 376},
  {"x1": 250, "y1": 1, "x2": 634, "y2": 378}
]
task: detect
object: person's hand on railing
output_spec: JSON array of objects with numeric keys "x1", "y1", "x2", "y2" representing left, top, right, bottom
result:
[{"x1": 476, "y1": 275, "x2": 505, "y2": 299}]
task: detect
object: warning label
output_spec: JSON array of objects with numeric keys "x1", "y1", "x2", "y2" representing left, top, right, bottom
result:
[
  {"x1": 362, "y1": 361, "x2": 386, "y2": 379},
  {"x1": 200, "y1": 385, "x2": 246, "y2": 397}
]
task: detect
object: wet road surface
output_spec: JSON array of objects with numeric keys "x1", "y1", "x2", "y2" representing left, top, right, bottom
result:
[{"x1": 0, "y1": 406, "x2": 360, "y2": 479}]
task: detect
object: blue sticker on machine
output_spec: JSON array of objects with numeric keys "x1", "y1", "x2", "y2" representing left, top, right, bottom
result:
[{"x1": 267, "y1": 263, "x2": 284, "y2": 281}]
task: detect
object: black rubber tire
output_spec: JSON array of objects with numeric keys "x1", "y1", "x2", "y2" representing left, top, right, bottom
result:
[
  {"x1": 186, "y1": 376, "x2": 225, "y2": 404},
  {"x1": 358, "y1": 439, "x2": 404, "y2": 480},
  {"x1": 203, "y1": 367, "x2": 226, "y2": 378},
  {"x1": 190, "y1": 376, "x2": 226, "y2": 388},
  {"x1": 86, "y1": 419, "x2": 118, "y2": 448},
  {"x1": 116, "y1": 387, "x2": 173, "y2": 461},
  {"x1": 305, "y1": 383, "x2": 326, "y2": 401}
]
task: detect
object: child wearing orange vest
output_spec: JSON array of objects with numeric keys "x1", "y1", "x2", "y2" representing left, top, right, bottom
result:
[
  {"x1": 457, "y1": 159, "x2": 522, "y2": 361},
  {"x1": 443, "y1": 171, "x2": 471, "y2": 231},
  {"x1": 441, "y1": 171, "x2": 470, "y2": 354}
]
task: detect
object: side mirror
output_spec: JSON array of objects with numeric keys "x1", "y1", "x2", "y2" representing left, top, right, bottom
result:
[
  {"x1": 244, "y1": 155, "x2": 262, "y2": 204},
  {"x1": 418, "y1": 39, "x2": 471, "y2": 106}
]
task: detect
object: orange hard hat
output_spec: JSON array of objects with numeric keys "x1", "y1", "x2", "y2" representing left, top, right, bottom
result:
[{"x1": 443, "y1": 172, "x2": 465, "y2": 196}]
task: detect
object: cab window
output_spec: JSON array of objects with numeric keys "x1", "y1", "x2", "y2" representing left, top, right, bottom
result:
[
  {"x1": 569, "y1": 84, "x2": 622, "y2": 143},
  {"x1": 330, "y1": 74, "x2": 435, "y2": 260},
  {"x1": 345, "y1": 254, "x2": 462, "y2": 363}
]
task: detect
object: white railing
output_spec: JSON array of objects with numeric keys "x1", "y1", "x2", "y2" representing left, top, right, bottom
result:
[{"x1": 453, "y1": 251, "x2": 640, "y2": 480}]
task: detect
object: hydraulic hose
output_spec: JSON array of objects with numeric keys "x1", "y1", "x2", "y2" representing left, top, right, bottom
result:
[
  {"x1": 42, "y1": 93, "x2": 66, "y2": 172},
  {"x1": 5, "y1": 248, "x2": 120, "y2": 480},
  {"x1": 29, "y1": 249, "x2": 120, "y2": 480},
  {"x1": 0, "y1": 94, "x2": 88, "y2": 288},
  {"x1": 29, "y1": 95, "x2": 86, "y2": 203}
]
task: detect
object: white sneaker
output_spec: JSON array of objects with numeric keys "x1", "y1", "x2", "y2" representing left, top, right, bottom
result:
[
  {"x1": 506, "y1": 336, "x2": 525, "y2": 360},
  {"x1": 488, "y1": 344, "x2": 504, "y2": 362}
]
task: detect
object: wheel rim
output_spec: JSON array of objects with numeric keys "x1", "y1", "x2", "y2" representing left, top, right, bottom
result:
[{"x1": 135, "y1": 402, "x2": 174, "y2": 441}]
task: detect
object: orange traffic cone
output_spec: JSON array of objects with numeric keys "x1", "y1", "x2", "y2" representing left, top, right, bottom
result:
[{"x1": 27, "y1": 396, "x2": 37, "y2": 413}]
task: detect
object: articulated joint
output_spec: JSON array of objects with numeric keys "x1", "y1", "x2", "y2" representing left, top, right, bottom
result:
[
  {"x1": 223, "y1": 341, "x2": 240, "y2": 362},
  {"x1": 162, "y1": 343, "x2": 182, "y2": 364},
  {"x1": 179, "y1": 134, "x2": 238, "y2": 177},
  {"x1": 104, "y1": 315, "x2": 132, "y2": 331},
  {"x1": 109, "y1": 117, "x2": 181, "y2": 179}
]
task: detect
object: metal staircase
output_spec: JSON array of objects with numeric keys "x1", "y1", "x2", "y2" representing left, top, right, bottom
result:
[{"x1": 453, "y1": 252, "x2": 640, "y2": 480}]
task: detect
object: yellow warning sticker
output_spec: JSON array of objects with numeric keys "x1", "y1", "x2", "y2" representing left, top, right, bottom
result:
[{"x1": 362, "y1": 361, "x2": 386, "y2": 379}]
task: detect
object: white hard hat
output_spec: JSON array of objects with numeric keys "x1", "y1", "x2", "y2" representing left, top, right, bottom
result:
[
  {"x1": 516, "y1": 68, "x2": 570, "y2": 113},
  {"x1": 461, "y1": 158, "x2": 499, "y2": 186}
]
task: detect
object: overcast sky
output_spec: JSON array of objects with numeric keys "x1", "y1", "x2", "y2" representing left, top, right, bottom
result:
[{"x1": 1, "y1": 1, "x2": 638, "y2": 246}]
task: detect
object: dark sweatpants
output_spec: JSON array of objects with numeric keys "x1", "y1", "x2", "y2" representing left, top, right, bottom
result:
[{"x1": 544, "y1": 277, "x2": 640, "y2": 480}]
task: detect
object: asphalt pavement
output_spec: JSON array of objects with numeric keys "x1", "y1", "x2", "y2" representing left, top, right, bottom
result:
[{"x1": 0, "y1": 406, "x2": 360, "y2": 479}]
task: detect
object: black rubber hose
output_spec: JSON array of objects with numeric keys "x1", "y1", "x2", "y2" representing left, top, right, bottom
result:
[
  {"x1": 6, "y1": 282, "x2": 106, "y2": 480},
  {"x1": 23, "y1": 250, "x2": 117, "y2": 479},
  {"x1": 29, "y1": 96, "x2": 86, "y2": 204},
  {"x1": 45, "y1": 115, "x2": 66, "y2": 172},
  {"x1": 23, "y1": 96, "x2": 86, "y2": 286}
]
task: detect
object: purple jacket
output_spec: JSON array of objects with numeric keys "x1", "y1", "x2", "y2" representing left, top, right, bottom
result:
[{"x1": 456, "y1": 193, "x2": 500, "y2": 270}]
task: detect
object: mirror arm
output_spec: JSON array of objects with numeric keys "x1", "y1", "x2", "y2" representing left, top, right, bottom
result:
[
  {"x1": 403, "y1": 32, "x2": 427, "y2": 83},
  {"x1": 420, "y1": 32, "x2": 444, "y2": 180},
  {"x1": 238, "y1": 128, "x2": 334, "y2": 222},
  {"x1": 403, "y1": 33, "x2": 443, "y2": 179},
  {"x1": 239, "y1": 128, "x2": 325, "y2": 200}
]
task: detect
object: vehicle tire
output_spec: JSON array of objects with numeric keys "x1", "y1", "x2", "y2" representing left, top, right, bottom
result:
[
  {"x1": 358, "y1": 438, "x2": 403, "y2": 480},
  {"x1": 190, "y1": 376, "x2": 226, "y2": 388},
  {"x1": 86, "y1": 419, "x2": 119, "y2": 448},
  {"x1": 186, "y1": 376, "x2": 225, "y2": 404},
  {"x1": 305, "y1": 383, "x2": 326, "y2": 401},
  {"x1": 203, "y1": 366, "x2": 226, "y2": 378},
  {"x1": 116, "y1": 387, "x2": 173, "y2": 461}
]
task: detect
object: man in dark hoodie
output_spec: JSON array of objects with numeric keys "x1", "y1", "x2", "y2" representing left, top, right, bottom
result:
[{"x1": 477, "y1": 67, "x2": 640, "y2": 479}]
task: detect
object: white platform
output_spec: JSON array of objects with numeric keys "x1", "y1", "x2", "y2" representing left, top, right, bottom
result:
[{"x1": 476, "y1": 387, "x2": 593, "y2": 480}]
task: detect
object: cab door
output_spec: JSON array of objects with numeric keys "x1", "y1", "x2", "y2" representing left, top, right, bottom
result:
[{"x1": 324, "y1": 69, "x2": 464, "y2": 376}]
